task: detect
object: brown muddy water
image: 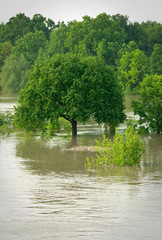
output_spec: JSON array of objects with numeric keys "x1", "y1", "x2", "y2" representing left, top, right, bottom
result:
[{"x1": 0, "y1": 94, "x2": 162, "y2": 240}]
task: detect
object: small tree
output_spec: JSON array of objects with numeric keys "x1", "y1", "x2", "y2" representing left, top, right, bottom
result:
[
  {"x1": 14, "y1": 53, "x2": 125, "y2": 137},
  {"x1": 132, "y1": 74, "x2": 162, "y2": 134}
]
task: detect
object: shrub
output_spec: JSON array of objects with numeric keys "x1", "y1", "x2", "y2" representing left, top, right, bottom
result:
[
  {"x1": 0, "y1": 111, "x2": 14, "y2": 135},
  {"x1": 85, "y1": 126, "x2": 145, "y2": 167}
]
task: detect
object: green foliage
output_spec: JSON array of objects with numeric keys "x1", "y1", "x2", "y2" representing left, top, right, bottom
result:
[
  {"x1": 2, "y1": 13, "x2": 32, "y2": 44},
  {"x1": 0, "y1": 12, "x2": 161, "y2": 92},
  {"x1": 132, "y1": 74, "x2": 162, "y2": 134},
  {"x1": 31, "y1": 14, "x2": 55, "y2": 39},
  {"x1": 0, "y1": 53, "x2": 30, "y2": 93},
  {"x1": 47, "y1": 24, "x2": 68, "y2": 56},
  {"x1": 13, "y1": 31, "x2": 47, "y2": 65},
  {"x1": 14, "y1": 53, "x2": 125, "y2": 136},
  {"x1": 47, "y1": 13, "x2": 126, "y2": 66},
  {"x1": 0, "y1": 41, "x2": 12, "y2": 69},
  {"x1": 0, "y1": 13, "x2": 56, "y2": 45},
  {"x1": 118, "y1": 48, "x2": 148, "y2": 93},
  {"x1": 0, "y1": 111, "x2": 14, "y2": 135},
  {"x1": 85, "y1": 126, "x2": 145, "y2": 168},
  {"x1": 149, "y1": 44, "x2": 162, "y2": 75},
  {"x1": 125, "y1": 22, "x2": 151, "y2": 55}
]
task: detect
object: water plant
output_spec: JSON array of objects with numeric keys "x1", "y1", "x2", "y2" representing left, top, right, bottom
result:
[{"x1": 85, "y1": 126, "x2": 145, "y2": 167}]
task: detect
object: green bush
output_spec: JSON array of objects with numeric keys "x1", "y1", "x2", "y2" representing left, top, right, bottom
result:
[
  {"x1": 86, "y1": 126, "x2": 145, "y2": 167},
  {"x1": 0, "y1": 111, "x2": 14, "y2": 135}
]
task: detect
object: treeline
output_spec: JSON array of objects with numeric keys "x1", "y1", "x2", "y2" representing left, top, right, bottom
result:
[{"x1": 0, "y1": 12, "x2": 161, "y2": 93}]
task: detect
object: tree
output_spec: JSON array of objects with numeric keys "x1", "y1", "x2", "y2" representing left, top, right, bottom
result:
[
  {"x1": 0, "y1": 53, "x2": 30, "y2": 93},
  {"x1": 0, "y1": 41, "x2": 12, "y2": 69},
  {"x1": 149, "y1": 44, "x2": 162, "y2": 75},
  {"x1": 2, "y1": 13, "x2": 32, "y2": 44},
  {"x1": 132, "y1": 74, "x2": 162, "y2": 134},
  {"x1": 47, "y1": 24, "x2": 69, "y2": 56},
  {"x1": 125, "y1": 22, "x2": 151, "y2": 56},
  {"x1": 117, "y1": 48, "x2": 148, "y2": 92},
  {"x1": 50, "y1": 13, "x2": 126, "y2": 66},
  {"x1": 14, "y1": 54, "x2": 125, "y2": 137},
  {"x1": 13, "y1": 31, "x2": 47, "y2": 65},
  {"x1": 31, "y1": 14, "x2": 56, "y2": 39}
]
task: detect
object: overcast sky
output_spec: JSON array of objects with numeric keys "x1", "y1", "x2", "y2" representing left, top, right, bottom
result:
[{"x1": 0, "y1": 0, "x2": 162, "y2": 24}]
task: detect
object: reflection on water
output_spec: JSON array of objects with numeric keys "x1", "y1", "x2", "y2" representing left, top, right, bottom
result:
[
  {"x1": 0, "y1": 93, "x2": 17, "y2": 113},
  {"x1": 0, "y1": 95, "x2": 162, "y2": 240}
]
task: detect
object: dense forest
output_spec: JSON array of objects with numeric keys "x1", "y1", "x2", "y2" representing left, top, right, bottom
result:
[{"x1": 0, "y1": 12, "x2": 161, "y2": 93}]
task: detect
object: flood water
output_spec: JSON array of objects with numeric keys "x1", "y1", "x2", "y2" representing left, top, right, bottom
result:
[{"x1": 0, "y1": 94, "x2": 162, "y2": 240}]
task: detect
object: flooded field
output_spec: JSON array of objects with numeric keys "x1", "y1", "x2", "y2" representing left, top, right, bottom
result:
[{"x1": 0, "y1": 94, "x2": 162, "y2": 240}]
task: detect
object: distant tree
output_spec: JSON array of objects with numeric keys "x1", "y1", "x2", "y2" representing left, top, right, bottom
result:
[
  {"x1": 0, "y1": 41, "x2": 12, "y2": 69},
  {"x1": 13, "y1": 31, "x2": 47, "y2": 65},
  {"x1": 14, "y1": 54, "x2": 125, "y2": 137},
  {"x1": 147, "y1": 22, "x2": 162, "y2": 46},
  {"x1": 149, "y1": 44, "x2": 162, "y2": 75},
  {"x1": 63, "y1": 13, "x2": 126, "y2": 66},
  {"x1": 0, "y1": 53, "x2": 30, "y2": 93},
  {"x1": 132, "y1": 74, "x2": 162, "y2": 134},
  {"x1": 117, "y1": 48, "x2": 148, "y2": 92},
  {"x1": 141, "y1": 21, "x2": 162, "y2": 54},
  {"x1": 47, "y1": 24, "x2": 69, "y2": 56},
  {"x1": 0, "y1": 23, "x2": 5, "y2": 44},
  {"x1": 125, "y1": 22, "x2": 151, "y2": 56},
  {"x1": 31, "y1": 14, "x2": 56, "y2": 39},
  {"x1": 2, "y1": 13, "x2": 32, "y2": 44},
  {"x1": 0, "y1": 13, "x2": 56, "y2": 46},
  {"x1": 111, "y1": 14, "x2": 129, "y2": 31}
]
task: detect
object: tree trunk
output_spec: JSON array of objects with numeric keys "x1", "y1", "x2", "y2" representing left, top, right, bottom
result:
[{"x1": 72, "y1": 119, "x2": 77, "y2": 138}]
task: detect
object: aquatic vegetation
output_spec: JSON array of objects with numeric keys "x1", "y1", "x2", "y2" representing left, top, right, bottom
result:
[{"x1": 85, "y1": 126, "x2": 145, "y2": 167}]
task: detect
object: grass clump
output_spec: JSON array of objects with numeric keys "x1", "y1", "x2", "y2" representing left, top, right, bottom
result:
[{"x1": 86, "y1": 126, "x2": 145, "y2": 168}]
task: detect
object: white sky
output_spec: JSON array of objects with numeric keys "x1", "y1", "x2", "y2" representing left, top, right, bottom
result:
[{"x1": 0, "y1": 0, "x2": 162, "y2": 24}]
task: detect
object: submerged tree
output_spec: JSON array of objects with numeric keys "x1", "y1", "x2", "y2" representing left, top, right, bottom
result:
[
  {"x1": 132, "y1": 74, "x2": 162, "y2": 134},
  {"x1": 14, "y1": 53, "x2": 125, "y2": 137}
]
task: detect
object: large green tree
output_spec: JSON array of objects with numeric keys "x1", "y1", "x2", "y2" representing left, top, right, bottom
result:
[
  {"x1": 132, "y1": 74, "x2": 162, "y2": 134},
  {"x1": 14, "y1": 54, "x2": 125, "y2": 137}
]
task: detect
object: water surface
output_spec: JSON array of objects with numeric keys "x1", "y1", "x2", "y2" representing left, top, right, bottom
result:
[{"x1": 0, "y1": 95, "x2": 162, "y2": 240}]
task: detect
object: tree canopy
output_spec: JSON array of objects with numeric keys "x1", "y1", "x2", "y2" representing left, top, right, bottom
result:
[
  {"x1": 132, "y1": 74, "x2": 162, "y2": 134},
  {"x1": 13, "y1": 30, "x2": 47, "y2": 65},
  {"x1": 14, "y1": 54, "x2": 125, "y2": 136},
  {"x1": 117, "y1": 47, "x2": 148, "y2": 93},
  {"x1": 0, "y1": 12, "x2": 161, "y2": 93}
]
